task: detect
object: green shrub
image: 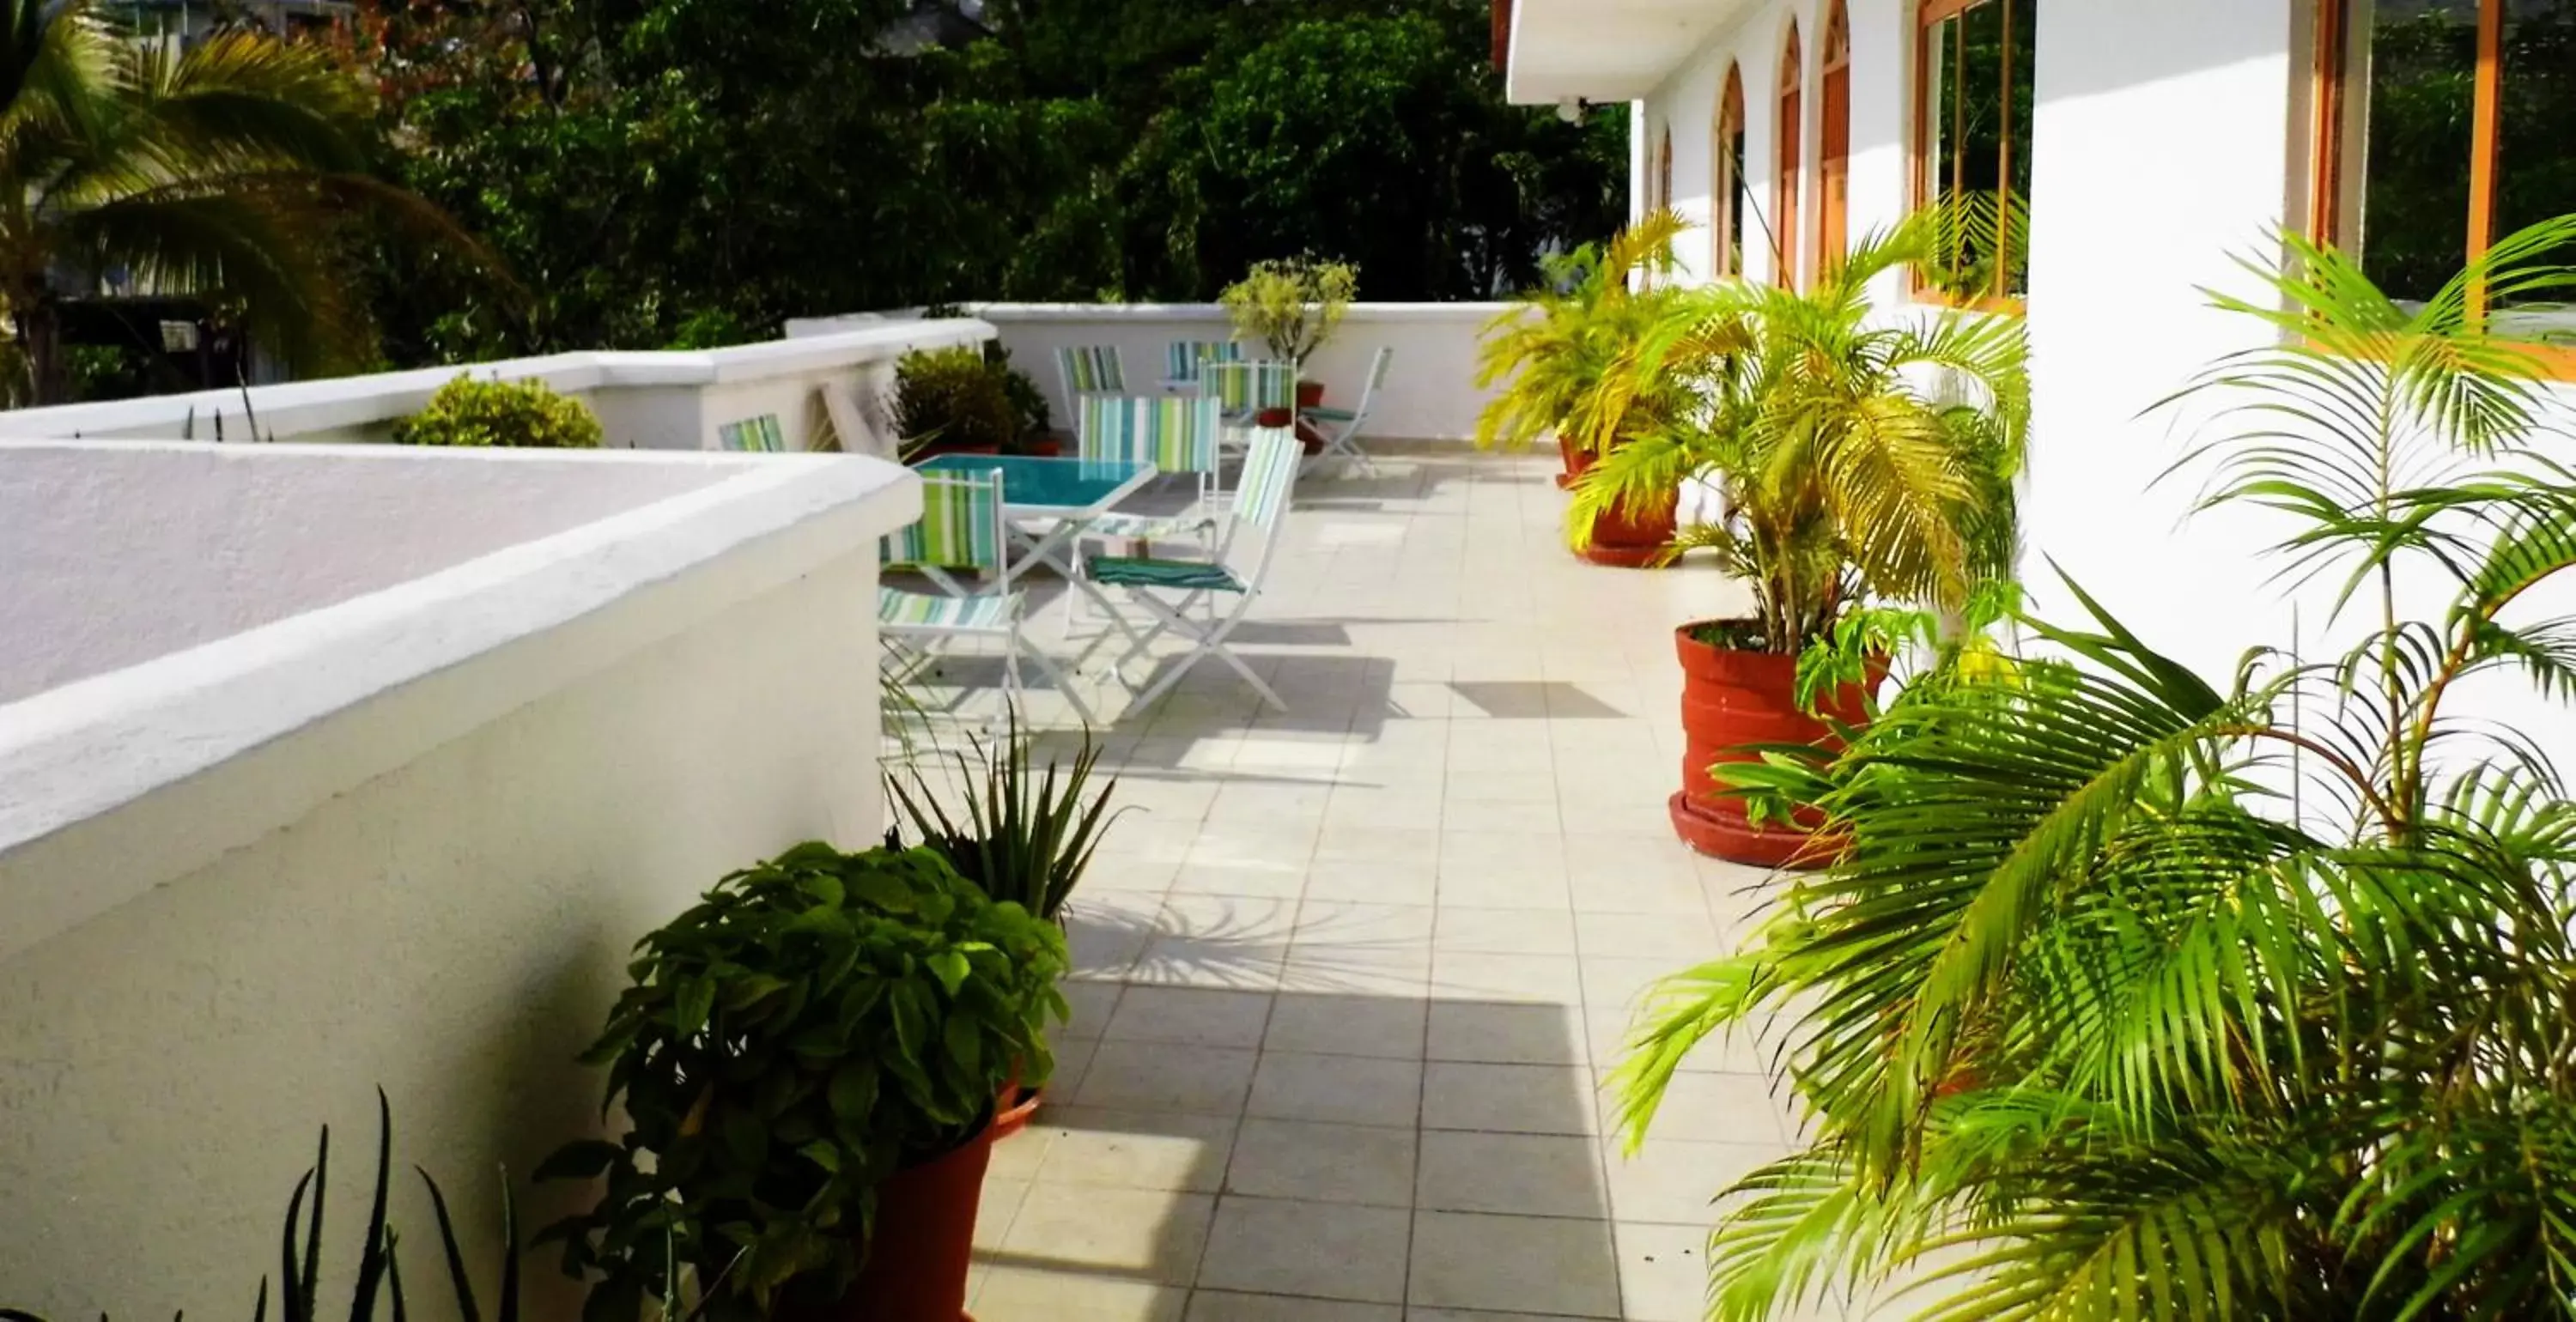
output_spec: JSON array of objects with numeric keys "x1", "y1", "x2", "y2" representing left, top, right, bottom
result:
[
  {"x1": 392, "y1": 373, "x2": 605, "y2": 449},
  {"x1": 537, "y1": 842, "x2": 1066, "y2": 1318},
  {"x1": 892, "y1": 345, "x2": 1049, "y2": 452}
]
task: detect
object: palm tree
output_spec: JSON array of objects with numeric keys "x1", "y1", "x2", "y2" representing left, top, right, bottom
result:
[
  {"x1": 0, "y1": 0, "x2": 445, "y2": 403},
  {"x1": 1472, "y1": 209, "x2": 1690, "y2": 464},
  {"x1": 1610, "y1": 215, "x2": 2576, "y2": 1319},
  {"x1": 1567, "y1": 215, "x2": 2028, "y2": 652}
]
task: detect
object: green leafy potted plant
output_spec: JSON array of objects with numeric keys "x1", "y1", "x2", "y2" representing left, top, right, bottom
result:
[
  {"x1": 393, "y1": 373, "x2": 605, "y2": 448},
  {"x1": 1571, "y1": 216, "x2": 2027, "y2": 863},
  {"x1": 1219, "y1": 256, "x2": 1358, "y2": 427},
  {"x1": 891, "y1": 345, "x2": 1054, "y2": 458},
  {"x1": 1610, "y1": 215, "x2": 2576, "y2": 1322},
  {"x1": 1473, "y1": 211, "x2": 1692, "y2": 564},
  {"x1": 536, "y1": 842, "x2": 1066, "y2": 1322},
  {"x1": 886, "y1": 718, "x2": 1124, "y2": 1136}
]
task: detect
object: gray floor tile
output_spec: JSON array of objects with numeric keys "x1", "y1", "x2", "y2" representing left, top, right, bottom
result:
[
  {"x1": 1226, "y1": 1117, "x2": 1419, "y2": 1207},
  {"x1": 1247, "y1": 1051, "x2": 1424, "y2": 1127},
  {"x1": 1415, "y1": 1130, "x2": 1610, "y2": 1218},
  {"x1": 1406, "y1": 1210, "x2": 1621, "y2": 1316},
  {"x1": 1198, "y1": 1197, "x2": 1413, "y2": 1302}
]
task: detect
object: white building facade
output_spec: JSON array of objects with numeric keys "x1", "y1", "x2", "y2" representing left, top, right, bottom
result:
[{"x1": 1501, "y1": 0, "x2": 2575, "y2": 700}]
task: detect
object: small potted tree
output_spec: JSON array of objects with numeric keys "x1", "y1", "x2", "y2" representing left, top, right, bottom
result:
[
  {"x1": 1571, "y1": 218, "x2": 2027, "y2": 863},
  {"x1": 537, "y1": 843, "x2": 1066, "y2": 1322},
  {"x1": 393, "y1": 373, "x2": 605, "y2": 448},
  {"x1": 1474, "y1": 211, "x2": 1691, "y2": 564},
  {"x1": 892, "y1": 345, "x2": 1056, "y2": 458},
  {"x1": 1219, "y1": 256, "x2": 1357, "y2": 431}
]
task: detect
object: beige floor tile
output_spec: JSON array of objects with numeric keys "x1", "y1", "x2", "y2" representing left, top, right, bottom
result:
[
  {"x1": 1429, "y1": 952, "x2": 1584, "y2": 1004},
  {"x1": 1425, "y1": 1001, "x2": 1589, "y2": 1066},
  {"x1": 1073, "y1": 1042, "x2": 1258, "y2": 1115},
  {"x1": 1600, "y1": 1137, "x2": 1778, "y2": 1223},
  {"x1": 1406, "y1": 1210, "x2": 1620, "y2": 1316},
  {"x1": 1432, "y1": 907, "x2": 1578, "y2": 955},
  {"x1": 976, "y1": 1176, "x2": 1030, "y2": 1250},
  {"x1": 1436, "y1": 865, "x2": 1576, "y2": 911},
  {"x1": 1263, "y1": 992, "x2": 1428, "y2": 1058},
  {"x1": 972, "y1": 1266, "x2": 1188, "y2": 1322},
  {"x1": 1575, "y1": 910, "x2": 1725, "y2": 961},
  {"x1": 1415, "y1": 1130, "x2": 1610, "y2": 1218},
  {"x1": 1185, "y1": 1293, "x2": 1400, "y2": 1322},
  {"x1": 1291, "y1": 900, "x2": 1437, "y2": 947},
  {"x1": 999, "y1": 1184, "x2": 1216, "y2": 1285},
  {"x1": 1033, "y1": 1107, "x2": 1238, "y2": 1192},
  {"x1": 1106, "y1": 987, "x2": 1278, "y2": 1047},
  {"x1": 1614, "y1": 1221, "x2": 1715, "y2": 1322},
  {"x1": 1247, "y1": 1052, "x2": 1423, "y2": 1127},
  {"x1": 1225, "y1": 1117, "x2": 1419, "y2": 1207},
  {"x1": 1279, "y1": 948, "x2": 1431, "y2": 998},
  {"x1": 1060, "y1": 981, "x2": 1127, "y2": 1040},
  {"x1": 1420, "y1": 1062, "x2": 1599, "y2": 1135},
  {"x1": 987, "y1": 1120, "x2": 1056, "y2": 1180},
  {"x1": 1619, "y1": 1070, "x2": 1798, "y2": 1145},
  {"x1": 1198, "y1": 1197, "x2": 1413, "y2": 1303},
  {"x1": 1303, "y1": 856, "x2": 1441, "y2": 904},
  {"x1": 1587, "y1": 1011, "x2": 1780, "y2": 1076},
  {"x1": 1579, "y1": 956, "x2": 1679, "y2": 1013},
  {"x1": 1440, "y1": 798, "x2": 1563, "y2": 835},
  {"x1": 1313, "y1": 825, "x2": 1442, "y2": 863}
]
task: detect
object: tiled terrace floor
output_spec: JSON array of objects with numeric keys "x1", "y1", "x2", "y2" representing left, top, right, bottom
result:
[{"x1": 899, "y1": 446, "x2": 1826, "y2": 1321}]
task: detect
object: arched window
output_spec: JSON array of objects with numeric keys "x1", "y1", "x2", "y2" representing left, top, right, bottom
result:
[
  {"x1": 1714, "y1": 64, "x2": 1747, "y2": 277},
  {"x1": 1817, "y1": 2, "x2": 1852, "y2": 277},
  {"x1": 1777, "y1": 21, "x2": 1804, "y2": 288},
  {"x1": 1914, "y1": 0, "x2": 2036, "y2": 307}
]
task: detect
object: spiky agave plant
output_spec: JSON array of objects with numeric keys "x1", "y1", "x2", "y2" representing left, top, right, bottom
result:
[
  {"x1": 1611, "y1": 214, "x2": 2576, "y2": 1319},
  {"x1": 884, "y1": 710, "x2": 1123, "y2": 922},
  {"x1": 2, "y1": 1092, "x2": 519, "y2": 1322}
]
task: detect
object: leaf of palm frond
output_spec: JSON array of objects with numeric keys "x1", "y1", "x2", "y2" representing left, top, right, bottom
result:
[
  {"x1": 1814, "y1": 392, "x2": 1978, "y2": 606},
  {"x1": 127, "y1": 28, "x2": 371, "y2": 177},
  {"x1": 62, "y1": 179, "x2": 366, "y2": 373},
  {"x1": 1701, "y1": 1146, "x2": 1945, "y2": 1322}
]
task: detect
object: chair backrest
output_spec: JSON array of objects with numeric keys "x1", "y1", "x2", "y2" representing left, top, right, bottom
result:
[
  {"x1": 1164, "y1": 339, "x2": 1243, "y2": 385},
  {"x1": 882, "y1": 469, "x2": 1010, "y2": 579},
  {"x1": 1076, "y1": 394, "x2": 1222, "y2": 476},
  {"x1": 1222, "y1": 427, "x2": 1303, "y2": 580},
  {"x1": 821, "y1": 381, "x2": 897, "y2": 460},
  {"x1": 1203, "y1": 361, "x2": 1297, "y2": 417},
  {"x1": 1056, "y1": 344, "x2": 1127, "y2": 400},
  {"x1": 716, "y1": 414, "x2": 786, "y2": 452},
  {"x1": 1352, "y1": 346, "x2": 1394, "y2": 415}
]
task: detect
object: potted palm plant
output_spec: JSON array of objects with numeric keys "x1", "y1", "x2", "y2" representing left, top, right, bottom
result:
[
  {"x1": 1219, "y1": 256, "x2": 1357, "y2": 434},
  {"x1": 1571, "y1": 217, "x2": 2027, "y2": 863},
  {"x1": 1608, "y1": 215, "x2": 2576, "y2": 1322},
  {"x1": 886, "y1": 718, "x2": 1123, "y2": 1137},
  {"x1": 538, "y1": 843, "x2": 1066, "y2": 1322},
  {"x1": 1474, "y1": 211, "x2": 1692, "y2": 564}
]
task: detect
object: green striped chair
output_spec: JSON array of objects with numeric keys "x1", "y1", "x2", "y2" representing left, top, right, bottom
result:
[
  {"x1": 1054, "y1": 344, "x2": 1127, "y2": 403},
  {"x1": 1163, "y1": 338, "x2": 1243, "y2": 389},
  {"x1": 1299, "y1": 345, "x2": 1391, "y2": 475},
  {"x1": 716, "y1": 414, "x2": 787, "y2": 452},
  {"x1": 1202, "y1": 360, "x2": 1297, "y2": 457},
  {"x1": 1084, "y1": 427, "x2": 1303, "y2": 713},
  {"x1": 1075, "y1": 393, "x2": 1226, "y2": 542},
  {"x1": 879, "y1": 469, "x2": 1094, "y2": 725}
]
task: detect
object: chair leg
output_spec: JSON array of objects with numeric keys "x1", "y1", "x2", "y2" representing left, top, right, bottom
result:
[{"x1": 1117, "y1": 591, "x2": 1286, "y2": 714}]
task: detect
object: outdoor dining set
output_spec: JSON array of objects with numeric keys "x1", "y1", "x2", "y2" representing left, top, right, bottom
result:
[{"x1": 870, "y1": 339, "x2": 1394, "y2": 724}]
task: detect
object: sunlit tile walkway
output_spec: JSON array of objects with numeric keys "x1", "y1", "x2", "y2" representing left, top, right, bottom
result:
[{"x1": 906, "y1": 447, "x2": 1830, "y2": 1321}]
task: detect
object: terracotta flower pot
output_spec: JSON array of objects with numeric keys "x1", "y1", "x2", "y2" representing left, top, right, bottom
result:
[
  {"x1": 842, "y1": 1125, "x2": 996, "y2": 1322},
  {"x1": 1295, "y1": 380, "x2": 1325, "y2": 409},
  {"x1": 990, "y1": 1072, "x2": 1042, "y2": 1140},
  {"x1": 1577, "y1": 488, "x2": 1679, "y2": 568},
  {"x1": 1668, "y1": 623, "x2": 1882, "y2": 868},
  {"x1": 1556, "y1": 434, "x2": 1595, "y2": 489},
  {"x1": 1255, "y1": 405, "x2": 1294, "y2": 428}
]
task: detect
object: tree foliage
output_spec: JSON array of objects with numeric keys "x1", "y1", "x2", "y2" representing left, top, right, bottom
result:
[{"x1": 353, "y1": 0, "x2": 1625, "y2": 363}]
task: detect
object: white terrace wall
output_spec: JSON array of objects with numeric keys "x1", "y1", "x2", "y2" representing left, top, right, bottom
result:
[
  {"x1": 791, "y1": 303, "x2": 1504, "y2": 442},
  {"x1": 1632, "y1": 0, "x2": 2576, "y2": 755},
  {"x1": 0, "y1": 318, "x2": 994, "y2": 453},
  {"x1": 0, "y1": 445, "x2": 918, "y2": 1319}
]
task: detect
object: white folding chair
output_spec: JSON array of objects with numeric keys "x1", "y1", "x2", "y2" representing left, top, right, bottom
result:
[
  {"x1": 716, "y1": 414, "x2": 786, "y2": 452},
  {"x1": 1202, "y1": 360, "x2": 1298, "y2": 457},
  {"x1": 878, "y1": 468, "x2": 1095, "y2": 725},
  {"x1": 1301, "y1": 346, "x2": 1389, "y2": 476},
  {"x1": 1163, "y1": 338, "x2": 1244, "y2": 391},
  {"x1": 1084, "y1": 428, "x2": 1303, "y2": 713}
]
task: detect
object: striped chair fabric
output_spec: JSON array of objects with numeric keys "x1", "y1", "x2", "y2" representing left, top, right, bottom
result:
[
  {"x1": 881, "y1": 470, "x2": 1005, "y2": 571},
  {"x1": 1303, "y1": 346, "x2": 1395, "y2": 423},
  {"x1": 717, "y1": 414, "x2": 787, "y2": 452},
  {"x1": 1164, "y1": 339, "x2": 1243, "y2": 384},
  {"x1": 1077, "y1": 394, "x2": 1222, "y2": 473},
  {"x1": 1085, "y1": 427, "x2": 1298, "y2": 592},
  {"x1": 1203, "y1": 361, "x2": 1297, "y2": 418},
  {"x1": 1056, "y1": 344, "x2": 1127, "y2": 398},
  {"x1": 876, "y1": 586, "x2": 1015, "y2": 629}
]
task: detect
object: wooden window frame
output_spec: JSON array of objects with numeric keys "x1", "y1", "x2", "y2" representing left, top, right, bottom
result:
[
  {"x1": 1908, "y1": 0, "x2": 2027, "y2": 313},
  {"x1": 1818, "y1": 2, "x2": 1853, "y2": 280},
  {"x1": 1777, "y1": 21, "x2": 1804, "y2": 289},
  {"x1": 1715, "y1": 64, "x2": 1747, "y2": 278},
  {"x1": 2312, "y1": 0, "x2": 2574, "y2": 369}
]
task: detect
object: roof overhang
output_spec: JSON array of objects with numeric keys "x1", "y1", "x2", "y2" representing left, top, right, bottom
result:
[{"x1": 1498, "y1": 0, "x2": 1757, "y2": 105}]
